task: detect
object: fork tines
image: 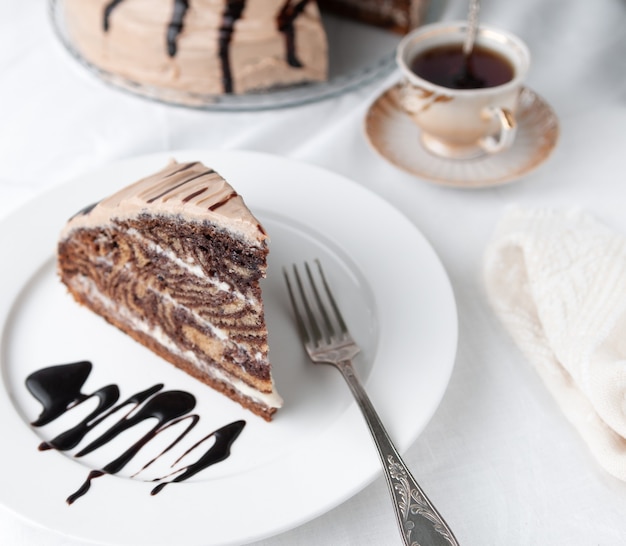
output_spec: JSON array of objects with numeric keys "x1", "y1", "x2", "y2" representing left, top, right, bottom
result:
[{"x1": 283, "y1": 260, "x2": 349, "y2": 349}]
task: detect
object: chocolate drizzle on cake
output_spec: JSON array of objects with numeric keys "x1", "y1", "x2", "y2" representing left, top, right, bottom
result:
[
  {"x1": 103, "y1": 0, "x2": 191, "y2": 58},
  {"x1": 209, "y1": 191, "x2": 238, "y2": 211},
  {"x1": 278, "y1": 0, "x2": 311, "y2": 68},
  {"x1": 26, "y1": 361, "x2": 246, "y2": 504},
  {"x1": 219, "y1": 0, "x2": 246, "y2": 93},
  {"x1": 167, "y1": 0, "x2": 190, "y2": 56},
  {"x1": 165, "y1": 160, "x2": 201, "y2": 177},
  {"x1": 182, "y1": 187, "x2": 209, "y2": 202},
  {"x1": 103, "y1": 0, "x2": 124, "y2": 32},
  {"x1": 99, "y1": 0, "x2": 314, "y2": 94},
  {"x1": 141, "y1": 163, "x2": 241, "y2": 213},
  {"x1": 146, "y1": 168, "x2": 213, "y2": 203}
]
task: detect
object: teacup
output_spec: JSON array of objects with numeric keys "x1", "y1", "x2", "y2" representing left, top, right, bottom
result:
[{"x1": 396, "y1": 21, "x2": 530, "y2": 159}]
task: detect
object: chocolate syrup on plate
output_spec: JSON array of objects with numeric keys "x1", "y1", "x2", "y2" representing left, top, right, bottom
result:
[{"x1": 26, "y1": 361, "x2": 246, "y2": 504}]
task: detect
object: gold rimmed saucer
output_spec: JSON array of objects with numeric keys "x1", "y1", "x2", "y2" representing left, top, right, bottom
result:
[{"x1": 364, "y1": 83, "x2": 559, "y2": 188}]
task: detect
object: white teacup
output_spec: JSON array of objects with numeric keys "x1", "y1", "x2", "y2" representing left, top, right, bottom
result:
[{"x1": 396, "y1": 21, "x2": 530, "y2": 159}]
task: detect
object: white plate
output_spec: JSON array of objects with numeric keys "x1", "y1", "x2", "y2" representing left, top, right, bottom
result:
[{"x1": 0, "y1": 150, "x2": 457, "y2": 545}]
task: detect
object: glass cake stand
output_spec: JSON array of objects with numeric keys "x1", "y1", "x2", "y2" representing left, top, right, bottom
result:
[{"x1": 49, "y1": 0, "x2": 401, "y2": 111}]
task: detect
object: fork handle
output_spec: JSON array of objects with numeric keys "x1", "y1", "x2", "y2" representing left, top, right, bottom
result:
[{"x1": 336, "y1": 360, "x2": 459, "y2": 546}]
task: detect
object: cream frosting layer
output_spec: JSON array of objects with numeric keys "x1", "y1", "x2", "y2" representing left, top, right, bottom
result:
[
  {"x1": 63, "y1": 0, "x2": 329, "y2": 95},
  {"x1": 61, "y1": 160, "x2": 267, "y2": 246}
]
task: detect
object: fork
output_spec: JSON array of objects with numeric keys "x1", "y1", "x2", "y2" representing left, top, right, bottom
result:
[{"x1": 284, "y1": 260, "x2": 459, "y2": 546}]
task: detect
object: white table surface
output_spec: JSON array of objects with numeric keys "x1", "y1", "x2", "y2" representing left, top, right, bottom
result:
[{"x1": 2, "y1": 1, "x2": 626, "y2": 544}]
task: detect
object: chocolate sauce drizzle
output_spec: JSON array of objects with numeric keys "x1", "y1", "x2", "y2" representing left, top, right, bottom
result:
[
  {"x1": 166, "y1": 160, "x2": 201, "y2": 177},
  {"x1": 182, "y1": 187, "x2": 208, "y2": 202},
  {"x1": 26, "y1": 362, "x2": 245, "y2": 504},
  {"x1": 146, "y1": 168, "x2": 214, "y2": 203},
  {"x1": 167, "y1": 0, "x2": 190, "y2": 56},
  {"x1": 208, "y1": 191, "x2": 238, "y2": 211},
  {"x1": 219, "y1": 0, "x2": 246, "y2": 94},
  {"x1": 103, "y1": 0, "x2": 125, "y2": 32},
  {"x1": 277, "y1": 0, "x2": 311, "y2": 68},
  {"x1": 101, "y1": 0, "x2": 311, "y2": 94}
]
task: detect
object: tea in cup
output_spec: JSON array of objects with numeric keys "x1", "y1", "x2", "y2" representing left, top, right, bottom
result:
[{"x1": 396, "y1": 21, "x2": 530, "y2": 159}]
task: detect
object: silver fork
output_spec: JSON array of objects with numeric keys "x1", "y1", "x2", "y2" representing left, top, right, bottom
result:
[{"x1": 284, "y1": 260, "x2": 459, "y2": 546}]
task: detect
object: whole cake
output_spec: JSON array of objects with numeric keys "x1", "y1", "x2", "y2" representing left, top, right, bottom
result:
[
  {"x1": 62, "y1": 0, "x2": 329, "y2": 96},
  {"x1": 60, "y1": 0, "x2": 428, "y2": 97},
  {"x1": 57, "y1": 160, "x2": 282, "y2": 421}
]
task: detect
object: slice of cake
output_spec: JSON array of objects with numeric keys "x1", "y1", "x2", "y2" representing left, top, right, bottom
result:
[
  {"x1": 57, "y1": 160, "x2": 282, "y2": 421},
  {"x1": 319, "y1": 0, "x2": 428, "y2": 34}
]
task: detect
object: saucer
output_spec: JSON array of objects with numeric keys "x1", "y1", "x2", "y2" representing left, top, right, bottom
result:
[{"x1": 364, "y1": 83, "x2": 559, "y2": 188}]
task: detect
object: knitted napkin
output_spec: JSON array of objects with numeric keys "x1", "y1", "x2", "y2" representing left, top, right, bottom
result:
[{"x1": 484, "y1": 207, "x2": 626, "y2": 480}]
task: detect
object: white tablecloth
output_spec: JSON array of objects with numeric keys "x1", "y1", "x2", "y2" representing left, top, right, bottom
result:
[{"x1": 1, "y1": 1, "x2": 626, "y2": 544}]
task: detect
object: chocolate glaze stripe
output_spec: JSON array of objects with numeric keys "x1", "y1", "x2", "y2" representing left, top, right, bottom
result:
[
  {"x1": 182, "y1": 187, "x2": 209, "y2": 203},
  {"x1": 103, "y1": 0, "x2": 125, "y2": 32},
  {"x1": 104, "y1": 0, "x2": 190, "y2": 58},
  {"x1": 219, "y1": 0, "x2": 246, "y2": 94},
  {"x1": 25, "y1": 362, "x2": 246, "y2": 504},
  {"x1": 146, "y1": 168, "x2": 215, "y2": 203},
  {"x1": 208, "y1": 191, "x2": 238, "y2": 211},
  {"x1": 165, "y1": 160, "x2": 201, "y2": 178},
  {"x1": 167, "y1": 0, "x2": 190, "y2": 56},
  {"x1": 101, "y1": 0, "x2": 311, "y2": 95},
  {"x1": 278, "y1": 0, "x2": 311, "y2": 68}
]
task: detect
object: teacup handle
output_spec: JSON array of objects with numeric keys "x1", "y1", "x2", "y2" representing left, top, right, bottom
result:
[
  {"x1": 396, "y1": 80, "x2": 429, "y2": 114},
  {"x1": 480, "y1": 106, "x2": 516, "y2": 154}
]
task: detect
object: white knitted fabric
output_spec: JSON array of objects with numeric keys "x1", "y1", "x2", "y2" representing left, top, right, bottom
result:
[{"x1": 484, "y1": 207, "x2": 626, "y2": 480}]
